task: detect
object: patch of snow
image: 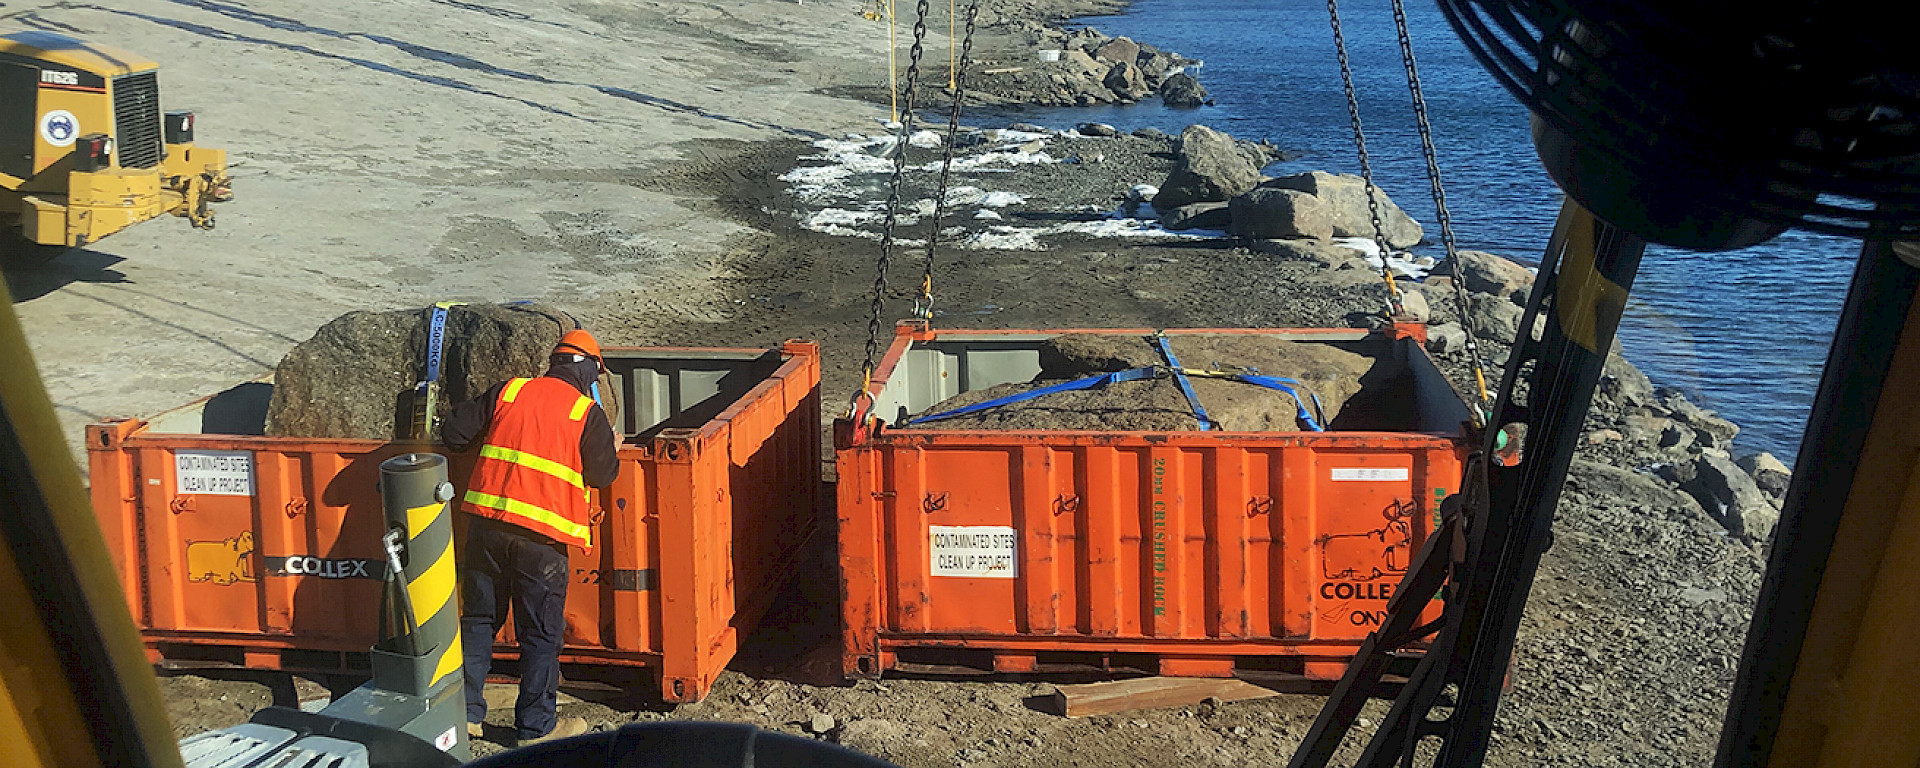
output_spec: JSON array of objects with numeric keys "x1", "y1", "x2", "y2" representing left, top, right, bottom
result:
[
  {"x1": 965, "y1": 227, "x2": 1043, "y2": 251},
  {"x1": 1049, "y1": 218, "x2": 1218, "y2": 240},
  {"x1": 803, "y1": 208, "x2": 881, "y2": 228},
  {"x1": 807, "y1": 223, "x2": 881, "y2": 240},
  {"x1": 1333, "y1": 237, "x2": 1430, "y2": 279},
  {"x1": 908, "y1": 130, "x2": 944, "y2": 149},
  {"x1": 943, "y1": 186, "x2": 987, "y2": 206},
  {"x1": 947, "y1": 150, "x2": 1057, "y2": 170},
  {"x1": 979, "y1": 191, "x2": 1027, "y2": 207},
  {"x1": 994, "y1": 129, "x2": 1050, "y2": 142},
  {"x1": 975, "y1": 209, "x2": 1003, "y2": 220}
]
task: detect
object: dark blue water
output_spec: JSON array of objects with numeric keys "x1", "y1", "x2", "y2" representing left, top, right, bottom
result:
[{"x1": 979, "y1": 0, "x2": 1853, "y2": 461}]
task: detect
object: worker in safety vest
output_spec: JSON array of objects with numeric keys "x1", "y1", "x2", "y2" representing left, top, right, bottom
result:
[{"x1": 444, "y1": 328, "x2": 619, "y2": 746}]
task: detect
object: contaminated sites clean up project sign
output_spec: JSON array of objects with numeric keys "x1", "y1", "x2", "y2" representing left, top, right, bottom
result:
[{"x1": 930, "y1": 525, "x2": 1018, "y2": 578}]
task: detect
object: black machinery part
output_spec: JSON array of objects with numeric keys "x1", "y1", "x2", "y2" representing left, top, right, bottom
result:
[
  {"x1": 465, "y1": 722, "x2": 904, "y2": 768},
  {"x1": 1435, "y1": 0, "x2": 1920, "y2": 249}
]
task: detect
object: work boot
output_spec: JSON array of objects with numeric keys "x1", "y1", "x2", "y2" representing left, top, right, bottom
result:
[
  {"x1": 518, "y1": 717, "x2": 590, "y2": 746},
  {"x1": 468, "y1": 721, "x2": 485, "y2": 740}
]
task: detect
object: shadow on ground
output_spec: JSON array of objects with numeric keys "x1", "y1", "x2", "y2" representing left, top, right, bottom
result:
[{"x1": 5, "y1": 247, "x2": 129, "y2": 302}]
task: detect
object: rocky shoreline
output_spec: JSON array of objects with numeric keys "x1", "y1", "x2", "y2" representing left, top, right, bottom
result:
[{"x1": 848, "y1": 0, "x2": 1218, "y2": 111}]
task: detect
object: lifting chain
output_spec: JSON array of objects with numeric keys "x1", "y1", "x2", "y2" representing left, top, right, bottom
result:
[
  {"x1": 1390, "y1": 0, "x2": 1493, "y2": 416},
  {"x1": 854, "y1": 0, "x2": 935, "y2": 416},
  {"x1": 1326, "y1": 0, "x2": 1405, "y2": 319},
  {"x1": 913, "y1": 0, "x2": 982, "y2": 320}
]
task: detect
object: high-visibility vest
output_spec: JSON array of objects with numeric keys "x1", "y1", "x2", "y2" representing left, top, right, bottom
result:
[{"x1": 461, "y1": 376, "x2": 598, "y2": 550}]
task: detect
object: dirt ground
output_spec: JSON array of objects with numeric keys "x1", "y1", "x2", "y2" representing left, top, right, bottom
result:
[{"x1": 5, "y1": 0, "x2": 1763, "y2": 765}]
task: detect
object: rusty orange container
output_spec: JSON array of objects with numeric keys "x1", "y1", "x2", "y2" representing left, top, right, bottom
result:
[
  {"x1": 835, "y1": 323, "x2": 1469, "y2": 681},
  {"x1": 88, "y1": 342, "x2": 820, "y2": 703}
]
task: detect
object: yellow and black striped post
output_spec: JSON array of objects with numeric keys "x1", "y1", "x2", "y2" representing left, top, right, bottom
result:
[{"x1": 350, "y1": 452, "x2": 467, "y2": 757}]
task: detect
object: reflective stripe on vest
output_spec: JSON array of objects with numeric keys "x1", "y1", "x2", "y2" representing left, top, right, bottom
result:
[
  {"x1": 478, "y1": 444, "x2": 584, "y2": 489},
  {"x1": 463, "y1": 489, "x2": 593, "y2": 547},
  {"x1": 462, "y1": 376, "x2": 598, "y2": 549}
]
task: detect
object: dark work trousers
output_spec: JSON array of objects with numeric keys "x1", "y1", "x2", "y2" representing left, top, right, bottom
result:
[{"x1": 460, "y1": 514, "x2": 570, "y2": 740}]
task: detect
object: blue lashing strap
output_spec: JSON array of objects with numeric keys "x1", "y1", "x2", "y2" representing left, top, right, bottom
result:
[
  {"x1": 1219, "y1": 374, "x2": 1326, "y2": 432},
  {"x1": 1152, "y1": 334, "x2": 1215, "y2": 431},
  {"x1": 907, "y1": 366, "x2": 1159, "y2": 425}
]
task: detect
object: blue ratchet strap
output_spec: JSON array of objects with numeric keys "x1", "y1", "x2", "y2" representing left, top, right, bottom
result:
[
  {"x1": 908, "y1": 366, "x2": 1159, "y2": 424},
  {"x1": 1227, "y1": 375, "x2": 1326, "y2": 432},
  {"x1": 1151, "y1": 334, "x2": 1215, "y2": 430},
  {"x1": 425, "y1": 304, "x2": 451, "y2": 384}
]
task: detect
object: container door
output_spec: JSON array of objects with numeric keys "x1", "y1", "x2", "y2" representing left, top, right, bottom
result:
[
  {"x1": 1307, "y1": 451, "x2": 1424, "y2": 640},
  {"x1": 140, "y1": 446, "x2": 271, "y2": 637}
]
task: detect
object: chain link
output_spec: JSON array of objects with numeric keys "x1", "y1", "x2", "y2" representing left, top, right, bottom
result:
[
  {"x1": 913, "y1": 0, "x2": 982, "y2": 320},
  {"x1": 1390, "y1": 0, "x2": 1491, "y2": 415},
  {"x1": 1326, "y1": 0, "x2": 1404, "y2": 319},
  {"x1": 855, "y1": 0, "x2": 935, "y2": 415}
]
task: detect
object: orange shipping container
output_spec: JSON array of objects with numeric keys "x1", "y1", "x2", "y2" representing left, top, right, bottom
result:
[
  {"x1": 88, "y1": 342, "x2": 821, "y2": 703},
  {"x1": 836, "y1": 324, "x2": 1470, "y2": 681}
]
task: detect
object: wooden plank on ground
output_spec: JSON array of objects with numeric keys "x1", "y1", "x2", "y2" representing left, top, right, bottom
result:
[
  {"x1": 1051, "y1": 677, "x2": 1282, "y2": 718},
  {"x1": 982, "y1": 66, "x2": 1025, "y2": 75}
]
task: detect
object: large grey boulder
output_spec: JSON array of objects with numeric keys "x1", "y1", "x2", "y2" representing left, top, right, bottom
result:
[
  {"x1": 1435, "y1": 250, "x2": 1534, "y2": 305},
  {"x1": 266, "y1": 304, "x2": 573, "y2": 440},
  {"x1": 1425, "y1": 322, "x2": 1469, "y2": 355},
  {"x1": 1657, "y1": 388, "x2": 1740, "y2": 450},
  {"x1": 1158, "y1": 201, "x2": 1232, "y2": 231},
  {"x1": 1094, "y1": 37, "x2": 1141, "y2": 65},
  {"x1": 1136, "y1": 47, "x2": 1178, "y2": 84},
  {"x1": 1738, "y1": 452, "x2": 1793, "y2": 499},
  {"x1": 1261, "y1": 171, "x2": 1423, "y2": 249},
  {"x1": 1228, "y1": 188, "x2": 1335, "y2": 240},
  {"x1": 1663, "y1": 453, "x2": 1779, "y2": 544},
  {"x1": 1235, "y1": 141, "x2": 1279, "y2": 173},
  {"x1": 1103, "y1": 62, "x2": 1149, "y2": 100},
  {"x1": 1598, "y1": 352, "x2": 1656, "y2": 407},
  {"x1": 1062, "y1": 48, "x2": 1103, "y2": 77},
  {"x1": 1159, "y1": 72, "x2": 1208, "y2": 108},
  {"x1": 1155, "y1": 125, "x2": 1261, "y2": 210},
  {"x1": 1569, "y1": 460, "x2": 1705, "y2": 518},
  {"x1": 1076, "y1": 121, "x2": 1120, "y2": 138},
  {"x1": 1469, "y1": 297, "x2": 1525, "y2": 344},
  {"x1": 1245, "y1": 238, "x2": 1366, "y2": 269},
  {"x1": 1398, "y1": 289, "x2": 1431, "y2": 323}
]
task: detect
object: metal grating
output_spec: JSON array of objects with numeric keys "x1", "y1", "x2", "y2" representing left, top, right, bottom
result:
[{"x1": 112, "y1": 70, "x2": 163, "y2": 169}]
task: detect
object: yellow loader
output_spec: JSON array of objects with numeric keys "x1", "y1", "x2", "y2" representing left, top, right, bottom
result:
[{"x1": 1, "y1": 31, "x2": 231, "y2": 252}]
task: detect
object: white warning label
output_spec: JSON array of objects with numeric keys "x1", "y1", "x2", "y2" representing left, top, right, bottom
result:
[
  {"x1": 175, "y1": 450, "x2": 255, "y2": 496},
  {"x1": 930, "y1": 525, "x2": 1017, "y2": 578},
  {"x1": 1330, "y1": 467, "x2": 1409, "y2": 482}
]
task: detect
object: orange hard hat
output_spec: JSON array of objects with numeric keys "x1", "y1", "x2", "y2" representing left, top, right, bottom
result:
[{"x1": 554, "y1": 329, "x2": 602, "y2": 361}]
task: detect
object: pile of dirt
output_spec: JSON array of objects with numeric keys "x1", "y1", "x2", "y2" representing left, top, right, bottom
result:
[
  {"x1": 906, "y1": 334, "x2": 1391, "y2": 431},
  {"x1": 265, "y1": 304, "x2": 573, "y2": 440}
]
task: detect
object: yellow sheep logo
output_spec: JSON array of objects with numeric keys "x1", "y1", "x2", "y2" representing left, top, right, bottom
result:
[{"x1": 185, "y1": 531, "x2": 256, "y2": 585}]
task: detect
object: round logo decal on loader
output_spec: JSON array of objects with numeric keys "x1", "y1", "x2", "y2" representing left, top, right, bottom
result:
[{"x1": 40, "y1": 110, "x2": 79, "y2": 147}]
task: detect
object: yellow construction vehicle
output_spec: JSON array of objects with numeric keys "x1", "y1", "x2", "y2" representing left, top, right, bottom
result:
[{"x1": 0, "y1": 31, "x2": 230, "y2": 251}]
